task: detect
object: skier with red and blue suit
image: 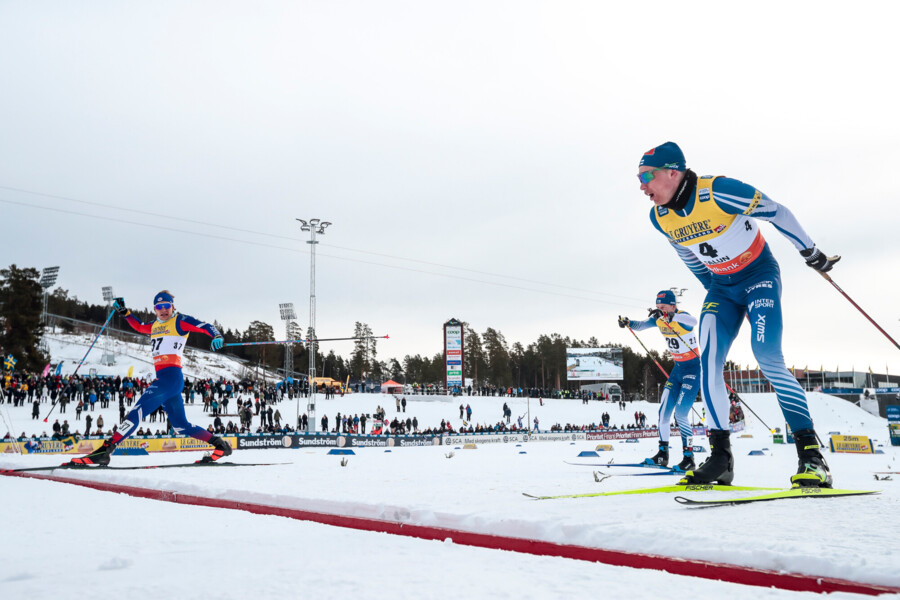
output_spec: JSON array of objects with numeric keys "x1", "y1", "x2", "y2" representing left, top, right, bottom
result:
[
  {"x1": 638, "y1": 142, "x2": 838, "y2": 488},
  {"x1": 68, "y1": 291, "x2": 232, "y2": 466}
]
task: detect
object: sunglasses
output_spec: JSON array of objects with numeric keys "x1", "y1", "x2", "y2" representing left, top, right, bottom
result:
[
  {"x1": 154, "y1": 302, "x2": 173, "y2": 311},
  {"x1": 638, "y1": 168, "x2": 664, "y2": 184}
]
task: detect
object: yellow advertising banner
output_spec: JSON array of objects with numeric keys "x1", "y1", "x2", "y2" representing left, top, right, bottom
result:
[
  {"x1": 0, "y1": 436, "x2": 235, "y2": 455},
  {"x1": 828, "y1": 434, "x2": 874, "y2": 454}
]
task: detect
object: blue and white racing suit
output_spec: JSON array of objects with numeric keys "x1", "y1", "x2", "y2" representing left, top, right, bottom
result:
[
  {"x1": 650, "y1": 174, "x2": 816, "y2": 433},
  {"x1": 630, "y1": 311, "x2": 699, "y2": 450}
]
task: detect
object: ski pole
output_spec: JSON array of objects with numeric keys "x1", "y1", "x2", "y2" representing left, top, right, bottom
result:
[
  {"x1": 42, "y1": 310, "x2": 115, "y2": 422},
  {"x1": 225, "y1": 335, "x2": 389, "y2": 348},
  {"x1": 818, "y1": 272, "x2": 899, "y2": 351},
  {"x1": 625, "y1": 325, "x2": 703, "y2": 421},
  {"x1": 661, "y1": 312, "x2": 774, "y2": 433}
]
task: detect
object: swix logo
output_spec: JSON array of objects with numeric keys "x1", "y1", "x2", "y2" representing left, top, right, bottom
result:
[
  {"x1": 755, "y1": 314, "x2": 766, "y2": 342},
  {"x1": 702, "y1": 302, "x2": 719, "y2": 313}
]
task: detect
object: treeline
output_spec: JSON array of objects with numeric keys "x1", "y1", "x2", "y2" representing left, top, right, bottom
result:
[{"x1": 5, "y1": 265, "x2": 710, "y2": 397}]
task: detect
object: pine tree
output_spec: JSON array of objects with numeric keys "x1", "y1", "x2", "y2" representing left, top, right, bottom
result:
[{"x1": 0, "y1": 264, "x2": 47, "y2": 371}]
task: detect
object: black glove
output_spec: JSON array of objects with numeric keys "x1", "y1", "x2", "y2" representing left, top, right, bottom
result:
[
  {"x1": 617, "y1": 316, "x2": 630, "y2": 329},
  {"x1": 647, "y1": 308, "x2": 663, "y2": 320},
  {"x1": 113, "y1": 297, "x2": 129, "y2": 317},
  {"x1": 800, "y1": 247, "x2": 840, "y2": 273}
]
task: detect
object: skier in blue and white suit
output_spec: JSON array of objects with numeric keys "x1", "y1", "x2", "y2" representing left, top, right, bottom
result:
[
  {"x1": 638, "y1": 141, "x2": 838, "y2": 488},
  {"x1": 619, "y1": 289, "x2": 699, "y2": 472}
]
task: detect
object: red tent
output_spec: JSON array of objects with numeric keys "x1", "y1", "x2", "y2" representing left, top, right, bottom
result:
[{"x1": 380, "y1": 380, "x2": 403, "y2": 394}]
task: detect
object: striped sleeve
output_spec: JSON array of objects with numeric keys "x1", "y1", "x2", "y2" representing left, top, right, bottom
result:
[
  {"x1": 672, "y1": 311, "x2": 697, "y2": 331},
  {"x1": 712, "y1": 177, "x2": 815, "y2": 251},
  {"x1": 176, "y1": 314, "x2": 221, "y2": 338},
  {"x1": 671, "y1": 242, "x2": 712, "y2": 290},
  {"x1": 123, "y1": 313, "x2": 153, "y2": 335},
  {"x1": 629, "y1": 317, "x2": 657, "y2": 332}
]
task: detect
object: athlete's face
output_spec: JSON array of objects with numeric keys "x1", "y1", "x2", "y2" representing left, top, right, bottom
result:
[
  {"x1": 154, "y1": 303, "x2": 174, "y2": 321},
  {"x1": 656, "y1": 303, "x2": 677, "y2": 316},
  {"x1": 639, "y1": 166, "x2": 682, "y2": 206}
]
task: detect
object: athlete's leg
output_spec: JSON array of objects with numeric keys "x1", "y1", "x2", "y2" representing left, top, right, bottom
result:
[
  {"x1": 746, "y1": 276, "x2": 813, "y2": 432},
  {"x1": 657, "y1": 379, "x2": 682, "y2": 444},
  {"x1": 672, "y1": 362, "x2": 700, "y2": 451},
  {"x1": 163, "y1": 393, "x2": 213, "y2": 443},
  {"x1": 698, "y1": 293, "x2": 744, "y2": 431},
  {"x1": 111, "y1": 371, "x2": 179, "y2": 444}
]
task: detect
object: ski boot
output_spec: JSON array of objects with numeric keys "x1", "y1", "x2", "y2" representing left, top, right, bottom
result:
[
  {"x1": 674, "y1": 449, "x2": 695, "y2": 473},
  {"x1": 196, "y1": 436, "x2": 233, "y2": 464},
  {"x1": 643, "y1": 442, "x2": 669, "y2": 467},
  {"x1": 790, "y1": 429, "x2": 833, "y2": 488},
  {"x1": 678, "y1": 429, "x2": 733, "y2": 485},
  {"x1": 68, "y1": 439, "x2": 115, "y2": 467}
]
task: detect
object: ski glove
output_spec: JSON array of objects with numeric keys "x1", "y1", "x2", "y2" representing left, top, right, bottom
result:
[
  {"x1": 113, "y1": 297, "x2": 129, "y2": 317},
  {"x1": 211, "y1": 336, "x2": 224, "y2": 351},
  {"x1": 617, "y1": 316, "x2": 630, "y2": 328},
  {"x1": 647, "y1": 308, "x2": 664, "y2": 320},
  {"x1": 800, "y1": 247, "x2": 840, "y2": 273}
]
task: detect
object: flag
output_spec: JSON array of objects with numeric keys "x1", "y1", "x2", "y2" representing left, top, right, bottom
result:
[
  {"x1": 42, "y1": 363, "x2": 51, "y2": 377},
  {"x1": 54, "y1": 362, "x2": 63, "y2": 375},
  {"x1": 127, "y1": 366, "x2": 134, "y2": 378},
  {"x1": 4, "y1": 355, "x2": 16, "y2": 370}
]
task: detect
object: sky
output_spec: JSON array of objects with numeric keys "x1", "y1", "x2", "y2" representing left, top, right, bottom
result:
[{"x1": 1, "y1": 1, "x2": 898, "y2": 374}]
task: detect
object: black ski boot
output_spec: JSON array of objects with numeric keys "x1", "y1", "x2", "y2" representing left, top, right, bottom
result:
[
  {"x1": 643, "y1": 442, "x2": 669, "y2": 467},
  {"x1": 196, "y1": 435, "x2": 233, "y2": 464},
  {"x1": 674, "y1": 449, "x2": 695, "y2": 473},
  {"x1": 790, "y1": 429, "x2": 833, "y2": 488},
  {"x1": 68, "y1": 439, "x2": 115, "y2": 467},
  {"x1": 678, "y1": 429, "x2": 733, "y2": 485}
]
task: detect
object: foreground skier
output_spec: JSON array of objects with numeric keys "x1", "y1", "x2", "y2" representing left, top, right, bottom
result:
[
  {"x1": 68, "y1": 291, "x2": 232, "y2": 466},
  {"x1": 619, "y1": 290, "x2": 699, "y2": 472},
  {"x1": 638, "y1": 142, "x2": 836, "y2": 488}
]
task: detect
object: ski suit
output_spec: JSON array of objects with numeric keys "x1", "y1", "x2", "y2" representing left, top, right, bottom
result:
[
  {"x1": 650, "y1": 173, "x2": 815, "y2": 433},
  {"x1": 112, "y1": 312, "x2": 221, "y2": 444},
  {"x1": 630, "y1": 311, "x2": 698, "y2": 449}
]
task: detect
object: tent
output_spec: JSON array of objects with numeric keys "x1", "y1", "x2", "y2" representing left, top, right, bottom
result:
[{"x1": 380, "y1": 379, "x2": 404, "y2": 394}]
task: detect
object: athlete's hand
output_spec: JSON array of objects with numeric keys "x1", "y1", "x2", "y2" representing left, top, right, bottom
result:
[
  {"x1": 113, "y1": 297, "x2": 128, "y2": 317},
  {"x1": 800, "y1": 247, "x2": 840, "y2": 273},
  {"x1": 617, "y1": 316, "x2": 630, "y2": 329},
  {"x1": 647, "y1": 308, "x2": 664, "y2": 320},
  {"x1": 211, "y1": 336, "x2": 224, "y2": 351}
]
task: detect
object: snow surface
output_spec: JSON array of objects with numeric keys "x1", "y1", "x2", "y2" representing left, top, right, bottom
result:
[{"x1": 2, "y1": 337, "x2": 899, "y2": 599}]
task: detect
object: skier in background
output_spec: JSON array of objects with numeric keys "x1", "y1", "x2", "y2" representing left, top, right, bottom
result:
[
  {"x1": 638, "y1": 142, "x2": 836, "y2": 488},
  {"x1": 619, "y1": 289, "x2": 699, "y2": 472},
  {"x1": 68, "y1": 291, "x2": 232, "y2": 466}
]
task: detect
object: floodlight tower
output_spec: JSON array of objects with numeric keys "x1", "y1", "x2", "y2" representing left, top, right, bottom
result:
[
  {"x1": 296, "y1": 218, "x2": 332, "y2": 432},
  {"x1": 669, "y1": 287, "x2": 688, "y2": 299},
  {"x1": 39, "y1": 266, "x2": 59, "y2": 356},
  {"x1": 39, "y1": 266, "x2": 60, "y2": 327},
  {"x1": 280, "y1": 302, "x2": 298, "y2": 425},
  {"x1": 101, "y1": 286, "x2": 116, "y2": 365}
]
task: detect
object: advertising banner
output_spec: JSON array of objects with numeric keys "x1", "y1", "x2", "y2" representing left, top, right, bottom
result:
[
  {"x1": 828, "y1": 434, "x2": 875, "y2": 454},
  {"x1": 566, "y1": 347, "x2": 623, "y2": 381},
  {"x1": 444, "y1": 319, "x2": 465, "y2": 389},
  {"x1": 1, "y1": 435, "x2": 230, "y2": 455}
]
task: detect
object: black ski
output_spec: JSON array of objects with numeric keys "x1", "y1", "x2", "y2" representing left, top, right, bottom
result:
[{"x1": 674, "y1": 487, "x2": 879, "y2": 506}]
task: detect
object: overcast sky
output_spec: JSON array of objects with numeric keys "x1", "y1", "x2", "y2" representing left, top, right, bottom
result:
[{"x1": 2, "y1": 1, "x2": 898, "y2": 376}]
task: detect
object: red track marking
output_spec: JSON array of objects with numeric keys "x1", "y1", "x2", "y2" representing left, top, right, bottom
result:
[{"x1": 3, "y1": 469, "x2": 898, "y2": 596}]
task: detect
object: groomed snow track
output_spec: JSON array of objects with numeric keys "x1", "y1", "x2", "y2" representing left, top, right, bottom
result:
[{"x1": 3, "y1": 469, "x2": 897, "y2": 596}]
